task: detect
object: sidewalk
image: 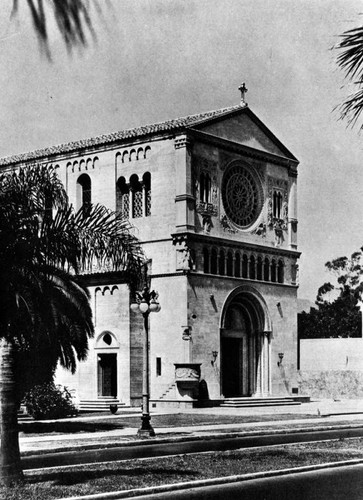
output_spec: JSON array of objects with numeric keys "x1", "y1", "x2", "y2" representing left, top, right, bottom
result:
[{"x1": 19, "y1": 399, "x2": 363, "y2": 457}]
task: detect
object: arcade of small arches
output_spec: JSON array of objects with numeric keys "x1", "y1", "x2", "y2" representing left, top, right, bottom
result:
[
  {"x1": 116, "y1": 146, "x2": 151, "y2": 164},
  {"x1": 202, "y1": 246, "x2": 285, "y2": 284},
  {"x1": 67, "y1": 156, "x2": 99, "y2": 173}
]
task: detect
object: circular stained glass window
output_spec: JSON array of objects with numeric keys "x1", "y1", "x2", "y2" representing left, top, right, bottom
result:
[{"x1": 222, "y1": 164, "x2": 263, "y2": 229}]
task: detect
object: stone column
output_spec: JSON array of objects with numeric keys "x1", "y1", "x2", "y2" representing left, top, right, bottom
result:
[
  {"x1": 288, "y1": 166, "x2": 298, "y2": 249},
  {"x1": 174, "y1": 135, "x2": 195, "y2": 232}
]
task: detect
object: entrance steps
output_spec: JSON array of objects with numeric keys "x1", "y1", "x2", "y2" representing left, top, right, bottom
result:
[
  {"x1": 79, "y1": 398, "x2": 126, "y2": 412},
  {"x1": 220, "y1": 397, "x2": 302, "y2": 408}
]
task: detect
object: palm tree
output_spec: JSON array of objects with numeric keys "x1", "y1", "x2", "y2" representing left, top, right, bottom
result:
[
  {"x1": 0, "y1": 164, "x2": 143, "y2": 485},
  {"x1": 11, "y1": 0, "x2": 103, "y2": 58},
  {"x1": 336, "y1": 24, "x2": 363, "y2": 129}
]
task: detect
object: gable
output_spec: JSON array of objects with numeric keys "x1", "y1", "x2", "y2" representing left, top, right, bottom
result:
[{"x1": 192, "y1": 111, "x2": 295, "y2": 160}]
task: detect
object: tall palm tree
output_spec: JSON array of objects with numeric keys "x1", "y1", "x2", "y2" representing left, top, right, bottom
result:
[
  {"x1": 0, "y1": 164, "x2": 143, "y2": 485},
  {"x1": 336, "y1": 25, "x2": 363, "y2": 129},
  {"x1": 11, "y1": 0, "x2": 103, "y2": 58}
]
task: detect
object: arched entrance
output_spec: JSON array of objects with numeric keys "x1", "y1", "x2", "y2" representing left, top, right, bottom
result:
[{"x1": 220, "y1": 286, "x2": 272, "y2": 397}]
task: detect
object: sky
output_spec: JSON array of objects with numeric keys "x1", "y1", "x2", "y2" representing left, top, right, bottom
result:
[{"x1": 0, "y1": 0, "x2": 362, "y2": 302}]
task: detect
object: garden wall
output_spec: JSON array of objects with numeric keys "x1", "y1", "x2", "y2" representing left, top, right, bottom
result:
[{"x1": 298, "y1": 338, "x2": 363, "y2": 399}]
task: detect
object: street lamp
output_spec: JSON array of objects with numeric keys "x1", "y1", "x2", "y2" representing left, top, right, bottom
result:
[{"x1": 130, "y1": 286, "x2": 161, "y2": 437}]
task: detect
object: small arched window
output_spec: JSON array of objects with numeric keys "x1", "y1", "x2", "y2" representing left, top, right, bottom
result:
[
  {"x1": 227, "y1": 252, "x2": 233, "y2": 277},
  {"x1": 278, "y1": 260, "x2": 284, "y2": 284},
  {"x1": 203, "y1": 248, "x2": 210, "y2": 274},
  {"x1": 211, "y1": 249, "x2": 218, "y2": 274},
  {"x1": 271, "y1": 260, "x2": 277, "y2": 283},
  {"x1": 249, "y1": 255, "x2": 256, "y2": 280},
  {"x1": 234, "y1": 253, "x2": 241, "y2": 278},
  {"x1": 273, "y1": 190, "x2": 283, "y2": 219},
  {"x1": 257, "y1": 256, "x2": 263, "y2": 280},
  {"x1": 77, "y1": 173, "x2": 91, "y2": 215},
  {"x1": 242, "y1": 254, "x2": 248, "y2": 278},
  {"x1": 200, "y1": 172, "x2": 211, "y2": 203},
  {"x1": 219, "y1": 250, "x2": 225, "y2": 276},
  {"x1": 264, "y1": 257, "x2": 270, "y2": 281},
  {"x1": 116, "y1": 177, "x2": 129, "y2": 219},
  {"x1": 130, "y1": 174, "x2": 143, "y2": 218},
  {"x1": 143, "y1": 172, "x2": 151, "y2": 217}
]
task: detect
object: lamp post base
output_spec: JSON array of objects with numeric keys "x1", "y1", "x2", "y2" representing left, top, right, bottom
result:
[{"x1": 137, "y1": 415, "x2": 155, "y2": 437}]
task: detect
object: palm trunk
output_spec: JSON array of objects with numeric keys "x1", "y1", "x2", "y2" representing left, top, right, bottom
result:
[{"x1": 0, "y1": 338, "x2": 23, "y2": 485}]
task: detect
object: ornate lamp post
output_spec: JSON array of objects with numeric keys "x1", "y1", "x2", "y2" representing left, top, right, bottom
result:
[{"x1": 130, "y1": 286, "x2": 161, "y2": 437}]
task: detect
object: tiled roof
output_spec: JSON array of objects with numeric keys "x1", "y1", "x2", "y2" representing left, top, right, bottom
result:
[{"x1": 0, "y1": 103, "x2": 244, "y2": 166}]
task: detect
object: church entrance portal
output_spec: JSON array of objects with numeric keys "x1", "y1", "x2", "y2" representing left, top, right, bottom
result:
[
  {"x1": 221, "y1": 287, "x2": 271, "y2": 398},
  {"x1": 97, "y1": 354, "x2": 117, "y2": 397}
]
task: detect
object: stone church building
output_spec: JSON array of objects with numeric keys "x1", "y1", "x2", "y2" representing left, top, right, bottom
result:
[{"x1": 1, "y1": 91, "x2": 300, "y2": 408}]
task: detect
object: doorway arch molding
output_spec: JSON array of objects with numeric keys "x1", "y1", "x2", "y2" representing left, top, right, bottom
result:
[{"x1": 220, "y1": 284, "x2": 272, "y2": 334}]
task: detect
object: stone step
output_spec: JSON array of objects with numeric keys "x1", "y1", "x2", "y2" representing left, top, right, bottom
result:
[
  {"x1": 79, "y1": 399, "x2": 125, "y2": 412},
  {"x1": 220, "y1": 401, "x2": 301, "y2": 407}
]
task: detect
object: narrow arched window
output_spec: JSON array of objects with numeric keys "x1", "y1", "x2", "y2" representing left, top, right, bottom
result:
[
  {"x1": 271, "y1": 260, "x2": 277, "y2": 283},
  {"x1": 116, "y1": 177, "x2": 129, "y2": 219},
  {"x1": 264, "y1": 257, "x2": 270, "y2": 281},
  {"x1": 143, "y1": 172, "x2": 151, "y2": 217},
  {"x1": 249, "y1": 255, "x2": 256, "y2": 280},
  {"x1": 227, "y1": 251, "x2": 233, "y2": 277},
  {"x1": 235, "y1": 253, "x2": 241, "y2": 278},
  {"x1": 211, "y1": 248, "x2": 218, "y2": 274},
  {"x1": 203, "y1": 247, "x2": 210, "y2": 273},
  {"x1": 278, "y1": 260, "x2": 284, "y2": 284},
  {"x1": 77, "y1": 173, "x2": 91, "y2": 215},
  {"x1": 200, "y1": 172, "x2": 211, "y2": 203},
  {"x1": 242, "y1": 254, "x2": 248, "y2": 278},
  {"x1": 130, "y1": 174, "x2": 142, "y2": 218},
  {"x1": 273, "y1": 190, "x2": 283, "y2": 219},
  {"x1": 219, "y1": 250, "x2": 225, "y2": 276},
  {"x1": 257, "y1": 256, "x2": 263, "y2": 280}
]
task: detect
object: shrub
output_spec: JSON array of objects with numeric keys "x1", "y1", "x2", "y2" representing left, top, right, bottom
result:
[{"x1": 24, "y1": 382, "x2": 78, "y2": 420}]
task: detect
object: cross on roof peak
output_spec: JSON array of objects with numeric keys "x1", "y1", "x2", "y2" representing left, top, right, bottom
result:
[{"x1": 238, "y1": 82, "x2": 248, "y2": 105}]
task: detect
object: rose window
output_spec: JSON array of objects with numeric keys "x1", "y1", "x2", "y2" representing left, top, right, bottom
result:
[{"x1": 222, "y1": 164, "x2": 263, "y2": 229}]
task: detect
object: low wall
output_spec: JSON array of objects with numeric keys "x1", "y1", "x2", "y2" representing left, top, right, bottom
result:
[{"x1": 299, "y1": 338, "x2": 363, "y2": 399}]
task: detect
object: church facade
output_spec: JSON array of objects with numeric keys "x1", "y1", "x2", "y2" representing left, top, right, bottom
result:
[{"x1": 1, "y1": 95, "x2": 300, "y2": 407}]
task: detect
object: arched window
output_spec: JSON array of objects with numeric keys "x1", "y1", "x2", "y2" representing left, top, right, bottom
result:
[
  {"x1": 234, "y1": 253, "x2": 241, "y2": 278},
  {"x1": 203, "y1": 248, "x2": 210, "y2": 274},
  {"x1": 211, "y1": 248, "x2": 218, "y2": 274},
  {"x1": 143, "y1": 172, "x2": 151, "y2": 217},
  {"x1": 249, "y1": 255, "x2": 256, "y2": 280},
  {"x1": 200, "y1": 172, "x2": 211, "y2": 203},
  {"x1": 116, "y1": 177, "x2": 129, "y2": 219},
  {"x1": 278, "y1": 260, "x2": 284, "y2": 284},
  {"x1": 227, "y1": 251, "x2": 233, "y2": 277},
  {"x1": 271, "y1": 260, "x2": 277, "y2": 283},
  {"x1": 77, "y1": 173, "x2": 91, "y2": 215},
  {"x1": 242, "y1": 254, "x2": 248, "y2": 278},
  {"x1": 130, "y1": 174, "x2": 143, "y2": 218},
  {"x1": 264, "y1": 257, "x2": 270, "y2": 281},
  {"x1": 219, "y1": 250, "x2": 225, "y2": 276},
  {"x1": 257, "y1": 256, "x2": 263, "y2": 280},
  {"x1": 273, "y1": 190, "x2": 283, "y2": 219}
]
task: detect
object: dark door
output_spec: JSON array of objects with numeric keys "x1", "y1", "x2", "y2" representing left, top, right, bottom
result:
[
  {"x1": 98, "y1": 354, "x2": 117, "y2": 397},
  {"x1": 222, "y1": 337, "x2": 242, "y2": 397}
]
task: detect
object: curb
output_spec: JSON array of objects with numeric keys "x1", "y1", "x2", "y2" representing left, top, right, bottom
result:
[
  {"x1": 21, "y1": 421, "x2": 363, "y2": 457},
  {"x1": 56, "y1": 458, "x2": 363, "y2": 500}
]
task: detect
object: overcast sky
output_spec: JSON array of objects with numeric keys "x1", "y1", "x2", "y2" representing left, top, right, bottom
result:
[{"x1": 0, "y1": 0, "x2": 362, "y2": 302}]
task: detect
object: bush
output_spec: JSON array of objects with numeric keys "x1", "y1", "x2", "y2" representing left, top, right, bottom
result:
[{"x1": 24, "y1": 382, "x2": 78, "y2": 420}]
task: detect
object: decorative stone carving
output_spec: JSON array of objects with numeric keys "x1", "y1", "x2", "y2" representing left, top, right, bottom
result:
[
  {"x1": 174, "y1": 136, "x2": 190, "y2": 149},
  {"x1": 196, "y1": 201, "x2": 217, "y2": 216},
  {"x1": 202, "y1": 214, "x2": 213, "y2": 233},
  {"x1": 174, "y1": 363, "x2": 201, "y2": 382},
  {"x1": 291, "y1": 263, "x2": 299, "y2": 285},
  {"x1": 176, "y1": 241, "x2": 193, "y2": 271},
  {"x1": 252, "y1": 222, "x2": 266, "y2": 237},
  {"x1": 274, "y1": 220, "x2": 284, "y2": 247},
  {"x1": 220, "y1": 214, "x2": 237, "y2": 234}
]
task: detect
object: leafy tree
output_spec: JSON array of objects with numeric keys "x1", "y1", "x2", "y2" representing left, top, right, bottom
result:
[
  {"x1": 336, "y1": 23, "x2": 363, "y2": 128},
  {"x1": 0, "y1": 164, "x2": 143, "y2": 485},
  {"x1": 298, "y1": 251, "x2": 363, "y2": 339}
]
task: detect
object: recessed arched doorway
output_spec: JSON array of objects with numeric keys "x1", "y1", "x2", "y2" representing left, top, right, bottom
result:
[{"x1": 220, "y1": 286, "x2": 272, "y2": 398}]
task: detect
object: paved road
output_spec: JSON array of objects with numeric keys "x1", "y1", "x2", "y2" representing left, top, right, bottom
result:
[
  {"x1": 125, "y1": 463, "x2": 363, "y2": 500},
  {"x1": 22, "y1": 426, "x2": 363, "y2": 470}
]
